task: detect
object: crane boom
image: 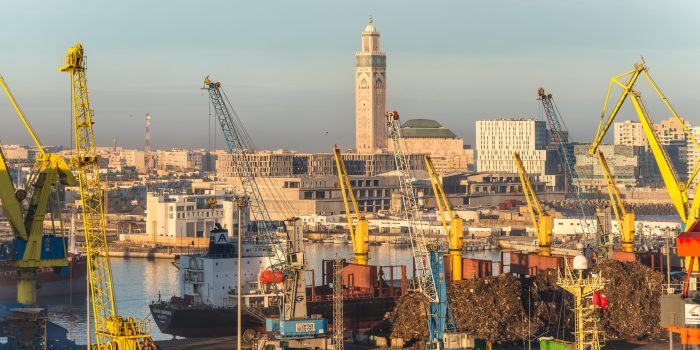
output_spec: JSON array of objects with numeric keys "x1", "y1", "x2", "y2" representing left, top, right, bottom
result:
[
  {"x1": 514, "y1": 152, "x2": 553, "y2": 256},
  {"x1": 425, "y1": 155, "x2": 463, "y2": 281},
  {"x1": 0, "y1": 75, "x2": 76, "y2": 305},
  {"x1": 333, "y1": 146, "x2": 369, "y2": 264},
  {"x1": 596, "y1": 151, "x2": 634, "y2": 253},
  {"x1": 385, "y1": 111, "x2": 437, "y2": 303},
  {"x1": 60, "y1": 43, "x2": 150, "y2": 349},
  {"x1": 588, "y1": 61, "x2": 700, "y2": 229},
  {"x1": 203, "y1": 77, "x2": 286, "y2": 267}
]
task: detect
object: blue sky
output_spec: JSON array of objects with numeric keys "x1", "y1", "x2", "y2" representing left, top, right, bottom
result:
[{"x1": 0, "y1": 1, "x2": 698, "y2": 151}]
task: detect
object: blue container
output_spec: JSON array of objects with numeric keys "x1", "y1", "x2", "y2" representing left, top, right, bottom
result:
[
  {"x1": 13, "y1": 236, "x2": 68, "y2": 261},
  {"x1": 266, "y1": 318, "x2": 328, "y2": 339}
]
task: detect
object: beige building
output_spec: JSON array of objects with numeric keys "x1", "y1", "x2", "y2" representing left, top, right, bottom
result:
[
  {"x1": 355, "y1": 17, "x2": 387, "y2": 154},
  {"x1": 573, "y1": 144, "x2": 655, "y2": 189},
  {"x1": 156, "y1": 149, "x2": 205, "y2": 172},
  {"x1": 216, "y1": 150, "x2": 424, "y2": 178},
  {"x1": 388, "y1": 119, "x2": 473, "y2": 174},
  {"x1": 614, "y1": 120, "x2": 647, "y2": 147},
  {"x1": 225, "y1": 174, "x2": 413, "y2": 220}
]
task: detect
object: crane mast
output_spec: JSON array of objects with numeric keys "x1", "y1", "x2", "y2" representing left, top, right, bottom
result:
[
  {"x1": 385, "y1": 111, "x2": 437, "y2": 303},
  {"x1": 596, "y1": 151, "x2": 635, "y2": 253},
  {"x1": 59, "y1": 43, "x2": 151, "y2": 349},
  {"x1": 386, "y1": 111, "x2": 462, "y2": 350},
  {"x1": 513, "y1": 152, "x2": 553, "y2": 256},
  {"x1": 333, "y1": 145, "x2": 369, "y2": 264},
  {"x1": 424, "y1": 155, "x2": 463, "y2": 281}
]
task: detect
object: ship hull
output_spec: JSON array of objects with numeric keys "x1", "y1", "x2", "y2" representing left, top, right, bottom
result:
[
  {"x1": 149, "y1": 296, "x2": 398, "y2": 338},
  {"x1": 149, "y1": 303, "x2": 268, "y2": 338},
  {"x1": 0, "y1": 256, "x2": 87, "y2": 301}
]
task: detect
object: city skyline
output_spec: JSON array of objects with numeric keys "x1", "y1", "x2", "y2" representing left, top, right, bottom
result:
[{"x1": 0, "y1": 0, "x2": 698, "y2": 152}]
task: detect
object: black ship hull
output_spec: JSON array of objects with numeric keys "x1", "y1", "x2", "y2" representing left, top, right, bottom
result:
[{"x1": 150, "y1": 296, "x2": 398, "y2": 338}]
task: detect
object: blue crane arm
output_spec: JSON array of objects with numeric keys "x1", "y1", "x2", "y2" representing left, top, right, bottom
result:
[{"x1": 203, "y1": 78, "x2": 287, "y2": 268}]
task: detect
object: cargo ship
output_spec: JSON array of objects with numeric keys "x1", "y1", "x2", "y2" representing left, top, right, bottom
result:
[{"x1": 150, "y1": 227, "x2": 407, "y2": 338}]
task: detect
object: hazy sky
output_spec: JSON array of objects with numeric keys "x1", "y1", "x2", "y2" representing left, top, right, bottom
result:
[{"x1": 0, "y1": 1, "x2": 698, "y2": 152}]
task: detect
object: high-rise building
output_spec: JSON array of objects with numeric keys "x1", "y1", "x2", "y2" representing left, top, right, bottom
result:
[
  {"x1": 476, "y1": 119, "x2": 556, "y2": 180},
  {"x1": 355, "y1": 16, "x2": 387, "y2": 153}
]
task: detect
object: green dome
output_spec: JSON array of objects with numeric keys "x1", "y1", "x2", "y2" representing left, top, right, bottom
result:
[{"x1": 400, "y1": 118, "x2": 457, "y2": 138}]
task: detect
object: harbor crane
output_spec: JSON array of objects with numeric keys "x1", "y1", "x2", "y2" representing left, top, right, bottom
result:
[
  {"x1": 424, "y1": 155, "x2": 463, "y2": 281},
  {"x1": 59, "y1": 43, "x2": 153, "y2": 349},
  {"x1": 513, "y1": 152, "x2": 553, "y2": 257},
  {"x1": 587, "y1": 60, "x2": 700, "y2": 348},
  {"x1": 0, "y1": 75, "x2": 76, "y2": 305},
  {"x1": 596, "y1": 151, "x2": 635, "y2": 253},
  {"x1": 204, "y1": 76, "x2": 331, "y2": 349},
  {"x1": 333, "y1": 145, "x2": 369, "y2": 264},
  {"x1": 386, "y1": 111, "x2": 467, "y2": 350}
]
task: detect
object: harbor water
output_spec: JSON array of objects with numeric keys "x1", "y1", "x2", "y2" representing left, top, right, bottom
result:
[{"x1": 46, "y1": 243, "x2": 500, "y2": 344}]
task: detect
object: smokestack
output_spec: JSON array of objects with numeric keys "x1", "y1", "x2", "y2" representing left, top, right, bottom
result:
[{"x1": 145, "y1": 113, "x2": 151, "y2": 173}]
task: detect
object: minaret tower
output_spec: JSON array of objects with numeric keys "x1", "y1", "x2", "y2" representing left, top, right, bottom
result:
[{"x1": 355, "y1": 16, "x2": 387, "y2": 153}]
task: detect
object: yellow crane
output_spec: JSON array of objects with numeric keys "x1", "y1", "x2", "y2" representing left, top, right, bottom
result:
[
  {"x1": 596, "y1": 151, "x2": 635, "y2": 253},
  {"x1": 588, "y1": 60, "x2": 700, "y2": 229},
  {"x1": 513, "y1": 152, "x2": 553, "y2": 256},
  {"x1": 588, "y1": 60, "x2": 700, "y2": 348},
  {"x1": 0, "y1": 75, "x2": 76, "y2": 305},
  {"x1": 59, "y1": 43, "x2": 152, "y2": 349},
  {"x1": 424, "y1": 155, "x2": 463, "y2": 281},
  {"x1": 333, "y1": 145, "x2": 369, "y2": 264}
]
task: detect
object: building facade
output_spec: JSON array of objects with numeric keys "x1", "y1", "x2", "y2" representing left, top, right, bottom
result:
[
  {"x1": 573, "y1": 144, "x2": 656, "y2": 189},
  {"x1": 355, "y1": 17, "x2": 387, "y2": 153},
  {"x1": 614, "y1": 120, "x2": 647, "y2": 148},
  {"x1": 476, "y1": 119, "x2": 559, "y2": 187},
  {"x1": 146, "y1": 190, "x2": 249, "y2": 240}
]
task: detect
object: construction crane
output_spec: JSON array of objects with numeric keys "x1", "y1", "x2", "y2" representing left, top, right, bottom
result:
[
  {"x1": 59, "y1": 43, "x2": 153, "y2": 349},
  {"x1": 0, "y1": 75, "x2": 76, "y2": 305},
  {"x1": 203, "y1": 77, "x2": 330, "y2": 349},
  {"x1": 333, "y1": 145, "x2": 369, "y2": 264},
  {"x1": 424, "y1": 155, "x2": 463, "y2": 281},
  {"x1": 587, "y1": 60, "x2": 700, "y2": 348},
  {"x1": 596, "y1": 151, "x2": 635, "y2": 253},
  {"x1": 513, "y1": 152, "x2": 553, "y2": 257},
  {"x1": 386, "y1": 111, "x2": 467, "y2": 350}
]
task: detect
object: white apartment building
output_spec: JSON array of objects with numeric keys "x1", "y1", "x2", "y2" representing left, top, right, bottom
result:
[
  {"x1": 476, "y1": 119, "x2": 556, "y2": 186},
  {"x1": 146, "y1": 190, "x2": 249, "y2": 240},
  {"x1": 614, "y1": 120, "x2": 647, "y2": 148}
]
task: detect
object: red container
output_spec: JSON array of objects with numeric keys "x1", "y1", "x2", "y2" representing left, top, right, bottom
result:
[
  {"x1": 462, "y1": 258, "x2": 493, "y2": 279},
  {"x1": 342, "y1": 263, "x2": 378, "y2": 290}
]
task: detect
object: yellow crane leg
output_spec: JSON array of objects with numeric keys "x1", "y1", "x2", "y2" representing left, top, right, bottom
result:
[
  {"x1": 353, "y1": 218, "x2": 369, "y2": 265},
  {"x1": 538, "y1": 215, "x2": 553, "y2": 257},
  {"x1": 17, "y1": 269, "x2": 37, "y2": 305},
  {"x1": 449, "y1": 217, "x2": 464, "y2": 281},
  {"x1": 621, "y1": 212, "x2": 635, "y2": 253}
]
